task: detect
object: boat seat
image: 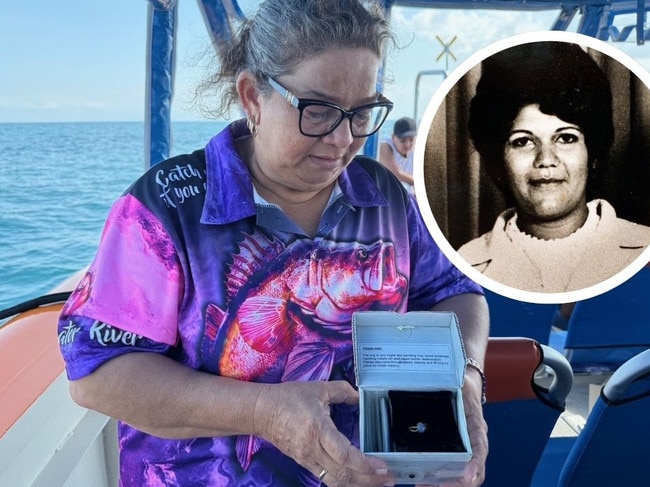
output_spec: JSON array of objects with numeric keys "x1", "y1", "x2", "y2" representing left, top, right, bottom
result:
[
  {"x1": 484, "y1": 289, "x2": 557, "y2": 345},
  {"x1": 552, "y1": 266, "x2": 650, "y2": 375},
  {"x1": 559, "y1": 348, "x2": 650, "y2": 485},
  {"x1": 482, "y1": 337, "x2": 573, "y2": 487},
  {"x1": 534, "y1": 348, "x2": 650, "y2": 486}
]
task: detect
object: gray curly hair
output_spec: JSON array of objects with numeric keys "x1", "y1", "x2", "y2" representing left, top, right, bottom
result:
[{"x1": 194, "y1": 0, "x2": 394, "y2": 118}]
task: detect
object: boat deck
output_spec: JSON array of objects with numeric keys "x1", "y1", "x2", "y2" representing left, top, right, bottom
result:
[
  {"x1": 554, "y1": 378, "x2": 593, "y2": 437},
  {"x1": 544, "y1": 370, "x2": 610, "y2": 438}
]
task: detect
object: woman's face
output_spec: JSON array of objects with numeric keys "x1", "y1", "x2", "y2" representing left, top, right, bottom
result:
[
  {"x1": 253, "y1": 47, "x2": 381, "y2": 196},
  {"x1": 504, "y1": 104, "x2": 589, "y2": 226}
]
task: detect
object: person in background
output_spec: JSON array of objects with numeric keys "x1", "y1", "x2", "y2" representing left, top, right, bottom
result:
[
  {"x1": 57, "y1": 1, "x2": 488, "y2": 486},
  {"x1": 458, "y1": 41, "x2": 650, "y2": 293},
  {"x1": 379, "y1": 116, "x2": 416, "y2": 194}
]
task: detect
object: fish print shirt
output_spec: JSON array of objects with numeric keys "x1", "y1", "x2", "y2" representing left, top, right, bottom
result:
[{"x1": 58, "y1": 119, "x2": 482, "y2": 487}]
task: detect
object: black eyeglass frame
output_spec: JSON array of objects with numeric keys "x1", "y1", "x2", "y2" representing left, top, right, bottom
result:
[{"x1": 267, "y1": 77, "x2": 394, "y2": 138}]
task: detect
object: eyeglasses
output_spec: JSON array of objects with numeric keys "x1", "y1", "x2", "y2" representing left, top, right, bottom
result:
[{"x1": 267, "y1": 77, "x2": 393, "y2": 138}]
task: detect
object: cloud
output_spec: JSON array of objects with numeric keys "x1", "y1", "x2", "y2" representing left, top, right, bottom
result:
[
  {"x1": 381, "y1": 6, "x2": 650, "y2": 123},
  {"x1": 0, "y1": 97, "x2": 143, "y2": 123},
  {"x1": 0, "y1": 98, "x2": 111, "y2": 111},
  {"x1": 392, "y1": 7, "x2": 560, "y2": 57},
  {"x1": 0, "y1": 99, "x2": 60, "y2": 111}
]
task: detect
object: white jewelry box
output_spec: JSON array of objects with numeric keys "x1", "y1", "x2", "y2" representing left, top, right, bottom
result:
[{"x1": 352, "y1": 311, "x2": 472, "y2": 485}]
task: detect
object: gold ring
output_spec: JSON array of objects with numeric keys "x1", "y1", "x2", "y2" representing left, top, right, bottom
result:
[
  {"x1": 318, "y1": 468, "x2": 328, "y2": 481},
  {"x1": 408, "y1": 422, "x2": 428, "y2": 433}
]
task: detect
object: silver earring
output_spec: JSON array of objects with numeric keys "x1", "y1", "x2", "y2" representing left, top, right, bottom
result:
[{"x1": 247, "y1": 117, "x2": 258, "y2": 138}]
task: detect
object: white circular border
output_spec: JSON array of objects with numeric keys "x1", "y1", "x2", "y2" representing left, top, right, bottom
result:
[{"x1": 413, "y1": 30, "x2": 650, "y2": 304}]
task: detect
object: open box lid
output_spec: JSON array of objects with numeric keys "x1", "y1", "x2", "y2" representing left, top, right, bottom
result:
[{"x1": 352, "y1": 311, "x2": 466, "y2": 390}]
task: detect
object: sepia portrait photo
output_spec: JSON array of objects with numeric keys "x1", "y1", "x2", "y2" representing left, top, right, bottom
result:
[{"x1": 416, "y1": 31, "x2": 650, "y2": 302}]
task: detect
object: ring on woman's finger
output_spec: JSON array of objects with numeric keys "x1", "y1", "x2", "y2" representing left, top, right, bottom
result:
[{"x1": 318, "y1": 468, "x2": 328, "y2": 481}]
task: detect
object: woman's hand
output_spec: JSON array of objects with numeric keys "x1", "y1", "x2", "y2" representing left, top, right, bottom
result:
[
  {"x1": 253, "y1": 380, "x2": 395, "y2": 487},
  {"x1": 416, "y1": 370, "x2": 487, "y2": 487},
  {"x1": 437, "y1": 369, "x2": 488, "y2": 487},
  {"x1": 428, "y1": 293, "x2": 489, "y2": 487}
]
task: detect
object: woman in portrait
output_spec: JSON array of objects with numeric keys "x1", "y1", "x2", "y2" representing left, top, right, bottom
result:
[{"x1": 457, "y1": 41, "x2": 650, "y2": 293}]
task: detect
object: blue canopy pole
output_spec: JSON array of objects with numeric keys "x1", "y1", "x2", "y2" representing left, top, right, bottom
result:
[
  {"x1": 145, "y1": 0, "x2": 178, "y2": 168},
  {"x1": 197, "y1": 0, "x2": 245, "y2": 49},
  {"x1": 637, "y1": 0, "x2": 645, "y2": 45},
  {"x1": 551, "y1": 5, "x2": 579, "y2": 31},
  {"x1": 195, "y1": 0, "x2": 245, "y2": 121},
  {"x1": 362, "y1": 0, "x2": 396, "y2": 158},
  {"x1": 577, "y1": 4, "x2": 611, "y2": 40}
]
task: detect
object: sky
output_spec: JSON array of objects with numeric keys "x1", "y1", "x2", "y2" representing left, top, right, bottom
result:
[{"x1": 1, "y1": 1, "x2": 649, "y2": 124}]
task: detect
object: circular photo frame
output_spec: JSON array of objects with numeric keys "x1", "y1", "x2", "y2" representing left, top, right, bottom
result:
[{"x1": 414, "y1": 31, "x2": 650, "y2": 304}]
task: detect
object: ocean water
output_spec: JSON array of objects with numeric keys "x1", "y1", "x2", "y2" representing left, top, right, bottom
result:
[
  {"x1": 0, "y1": 121, "x2": 226, "y2": 315},
  {"x1": 0, "y1": 121, "x2": 393, "y2": 316}
]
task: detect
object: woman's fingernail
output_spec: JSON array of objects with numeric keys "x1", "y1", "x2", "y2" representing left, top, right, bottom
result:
[{"x1": 375, "y1": 468, "x2": 388, "y2": 475}]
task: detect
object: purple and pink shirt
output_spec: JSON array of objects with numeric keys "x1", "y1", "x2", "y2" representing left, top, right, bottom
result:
[{"x1": 58, "y1": 120, "x2": 481, "y2": 486}]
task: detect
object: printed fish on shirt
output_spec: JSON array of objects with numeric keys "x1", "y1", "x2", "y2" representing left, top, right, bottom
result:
[{"x1": 203, "y1": 231, "x2": 407, "y2": 384}]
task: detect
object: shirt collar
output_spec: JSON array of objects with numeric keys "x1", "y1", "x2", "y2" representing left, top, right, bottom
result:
[
  {"x1": 200, "y1": 120, "x2": 256, "y2": 225},
  {"x1": 201, "y1": 119, "x2": 388, "y2": 225}
]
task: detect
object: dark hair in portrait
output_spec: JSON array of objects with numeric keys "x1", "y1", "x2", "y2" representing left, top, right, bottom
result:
[
  {"x1": 468, "y1": 42, "x2": 613, "y2": 205},
  {"x1": 424, "y1": 40, "x2": 650, "y2": 250}
]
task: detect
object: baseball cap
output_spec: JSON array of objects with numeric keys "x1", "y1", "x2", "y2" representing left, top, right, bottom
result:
[{"x1": 393, "y1": 117, "x2": 417, "y2": 138}]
